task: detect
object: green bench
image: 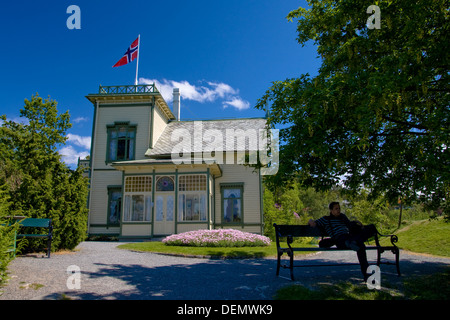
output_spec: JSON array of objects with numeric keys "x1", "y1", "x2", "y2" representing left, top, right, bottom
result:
[
  {"x1": 273, "y1": 223, "x2": 400, "y2": 281},
  {"x1": 15, "y1": 218, "x2": 53, "y2": 258}
]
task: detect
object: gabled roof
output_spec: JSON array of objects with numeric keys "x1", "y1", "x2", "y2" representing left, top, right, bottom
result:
[{"x1": 145, "y1": 118, "x2": 267, "y2": 158}]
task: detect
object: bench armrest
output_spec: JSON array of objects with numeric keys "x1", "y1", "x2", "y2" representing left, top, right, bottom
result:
[
  {"x1": 376, "y1": 232, "x2": 399, "y2": 247},
  {"x1": 286, "y1": 235, "x2": 294, "y2": 245}
]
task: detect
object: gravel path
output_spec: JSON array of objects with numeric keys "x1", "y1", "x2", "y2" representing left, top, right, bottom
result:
[{"x1": 1, "y1": 241, "x2": 449, "y2": 300}]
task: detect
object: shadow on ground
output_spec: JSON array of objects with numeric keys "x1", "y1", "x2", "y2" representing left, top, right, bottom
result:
[{"x1": 38, "y1": 252, "x2": 450, "y2": 300}]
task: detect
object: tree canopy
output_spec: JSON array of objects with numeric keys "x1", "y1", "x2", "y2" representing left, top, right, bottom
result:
[
  {"x1": 257, "y1": 0, "x2": 449, "y2": 214},
  {"x1": 0, "y1": 94, "x2": 89, "y2": 251}
]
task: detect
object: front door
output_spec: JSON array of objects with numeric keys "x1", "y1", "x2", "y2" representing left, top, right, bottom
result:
[{"x1": 154, "y1": 193, "x2": 175, "y2": 235}]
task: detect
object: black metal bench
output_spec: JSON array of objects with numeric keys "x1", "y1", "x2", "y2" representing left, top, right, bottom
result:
[
  {"x1": 16, "y1": 218, "x2": 53, "y2": 258},
  {"x1": 273, "y1": 223, "x2": 400, "y2": 280}
]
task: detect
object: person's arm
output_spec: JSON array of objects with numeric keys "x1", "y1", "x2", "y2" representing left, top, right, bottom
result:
[
  {"x1": 308, "y1": 219, "x2": 317, "y2": 227},
  {"x1": 309, "y1": 216, "x2": 327, "y2": 228}
]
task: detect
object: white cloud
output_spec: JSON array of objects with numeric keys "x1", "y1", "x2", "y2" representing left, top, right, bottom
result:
[
  {"x1": 223, "y1": 97, "x2": 251, "y2": 111},
  {"x1": 139, "y1": 78, "x2": 249, "y2": 111},
  {"x1": 60, "y1": 134, "x2": 91, "y2": 168},
  {"x1": 67, "y1": 133, "x2": 91, "y2": 150},
  {"x1": 207, "y1": 81, "x2": 238, "y2": 98},
  {"x1": 59, "y1": 145, "x2": 90, "y2": 166},
  {"x1": 72, "y1": 116, "x2": 89, "y2": 124}
]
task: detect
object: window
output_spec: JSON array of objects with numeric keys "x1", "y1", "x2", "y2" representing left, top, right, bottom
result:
[
  {"x1": 178, "y1": 194, "x2": 207, "y2": 221},
  {"x1": 221, "y1": 184, "x2": 244, "y2": 224},
  {"x1": 156, "y1": 176, "x2": 175, "y2": 192},
  {"x1": 123, "y1": 176, "x2": 152, "y2": 222},
  {"x1": 156, "y1": 195, "x2": 174, "y2": 221},
  {"x1": 107, "y1": 122, "x2": 136, "y2": 162},
  {"x1": 107, "y1": 187, "x2": 122, "y2": 226},
  {"x1": 179, "y1": 175, "x2": 206, "y2": 191},
  {"x1": 178, "y1": 174, "x2": 207, "y2": 221},
  {"x1": 125, "y1": 176, "x2": 152, "y2": 192}
]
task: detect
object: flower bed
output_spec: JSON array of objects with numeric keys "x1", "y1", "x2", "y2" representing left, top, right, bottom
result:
[{"x1": 162, "y1": 229, "x2": 271, "y2": 247}]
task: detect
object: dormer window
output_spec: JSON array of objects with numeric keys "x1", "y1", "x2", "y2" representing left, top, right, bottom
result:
[{"x1": 107, "y1": 122, "x2": 136, "y2": 162}]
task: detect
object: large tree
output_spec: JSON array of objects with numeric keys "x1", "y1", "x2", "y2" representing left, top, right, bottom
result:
[
  {"x1": 0, "y1": 94, "x2": 89, "y2": 251},
  {"x1": 257, "y1": 0, "x2": 449, "y2": 213}
]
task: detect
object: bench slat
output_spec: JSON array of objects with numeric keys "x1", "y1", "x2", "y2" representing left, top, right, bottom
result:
[
  {"x1": 19, "y1": 218, "x2": 51, "y2": 228},
  {"x1": 275, "y1": 224, "x2": 323, "y2": 237}
]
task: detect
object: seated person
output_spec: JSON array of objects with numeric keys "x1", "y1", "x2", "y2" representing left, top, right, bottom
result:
[{"x1": 308, "y1": 201, "x2": 377, "y2": 282}]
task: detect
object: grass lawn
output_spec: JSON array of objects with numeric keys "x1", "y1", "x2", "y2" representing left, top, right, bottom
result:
[
  {"x1": 118, "y1": 239, "x2": 315, "y2": 259},
  {"x1": 118, "y1": 218, "x2": 450, "y2": 261},
  {"x1": 119, "y1": 218, "x2": 449, "y2": 258},
  {"x1": 118, "y1": 241, "x2": 281, "y2": 259},
  {"x1": 274, "y1": 268, "x2": 450, "y2": 300},
  {"x1": 118, "y1": 236, "x2": 314, "y2": 259},
  {"x1": 274, "y1": 281, "x2": 400, "y2": 300},
  {"x1": 380, "y1": 217, "x2": 449, "y2": 257}
]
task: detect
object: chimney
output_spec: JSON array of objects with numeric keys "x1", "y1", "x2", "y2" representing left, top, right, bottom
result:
[{"x1": 173, "y1": 88, "x2": 180, "y2": 121}]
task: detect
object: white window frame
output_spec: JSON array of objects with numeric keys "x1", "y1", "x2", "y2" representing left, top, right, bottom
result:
[
  {"x1": 123, "y1": 176, "x2": 153, "y2": 222},
  {"x1": 178, "y1": 174, "x2": 207, "y2": 222}
]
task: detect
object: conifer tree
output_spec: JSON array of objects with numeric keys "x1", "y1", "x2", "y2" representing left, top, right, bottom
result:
[{"x1": 0, "y1": 94, "x2": 89, "y2": 251}]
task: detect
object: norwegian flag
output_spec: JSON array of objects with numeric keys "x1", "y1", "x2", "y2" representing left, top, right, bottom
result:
[{"x1": 113, "y1": 37, "x2": 139, "y2": 67}]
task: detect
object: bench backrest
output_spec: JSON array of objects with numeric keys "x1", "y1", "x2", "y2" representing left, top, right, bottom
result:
[
  {"x1": 19, "y1": 218, "x2": 52, "y2": 228},
  {"x1": 273, "y1": 223, "x2": 323, "y2": 238}
]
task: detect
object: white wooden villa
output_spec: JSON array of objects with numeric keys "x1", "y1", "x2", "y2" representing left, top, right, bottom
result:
[{"x1": 84, "y1": 84, "x2": 268, "y2": 239}]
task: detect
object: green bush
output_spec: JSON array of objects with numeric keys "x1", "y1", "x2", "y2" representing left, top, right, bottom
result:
[
  {"x1": 262, "y1": 182, "x2": 438, "y2": 237},
  {"x1": 1, "y1": 94, "x2": 89, "y2": 252},
  {"x1": 17, "y1": 166, "x2": 89, "y2": 251},
  {"x1": 0, "y1": 186, "x2": 19, "y2": 284}
]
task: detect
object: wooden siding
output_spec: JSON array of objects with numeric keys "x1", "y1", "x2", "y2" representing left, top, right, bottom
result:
[
  {"x1": 93, "y1": 105, "x2": 152, "y2": 170},
  {"x1": 152, "y1": 102, "x2": 169, "y2": 148},
  {"x1": 214, "y1": 164, "x2": 262, "y2": 232},
  {"x1": 88, "y1": 170, "x2": 123, "y2": 226},
  {"x1": 121, "y1": 224, "x2": 152, "y2": 237},
  {"x1": 177, "y1": 224, "x2": 209, "y2": 233}
]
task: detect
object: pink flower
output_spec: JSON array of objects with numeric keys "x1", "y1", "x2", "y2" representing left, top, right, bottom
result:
[{"x1": 162, "y1": 229, "x2": 271, "y2": 247}]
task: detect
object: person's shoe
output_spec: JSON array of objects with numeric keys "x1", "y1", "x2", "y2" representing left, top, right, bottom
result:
[{"x1": 345, "y1": 240, "x2": 360, "y2": 251}]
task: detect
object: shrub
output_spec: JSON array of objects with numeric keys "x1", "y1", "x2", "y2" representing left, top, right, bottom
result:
[
  {"x1": 0, "y1": 186, "x2": 19, "y2": 285},
  {"x1": 1, "y1": 95, "x2": 89, "y2": 251},
  {"x1": 0, "y1": 222, "x2": 17, "y2": 285},
  {"x1": 162, "y1": 229, "x2": 271, "y2": 247}
]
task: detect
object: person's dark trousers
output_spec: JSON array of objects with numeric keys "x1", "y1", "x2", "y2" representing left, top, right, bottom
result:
[
  {"x1": 354, "y1": 224, "x2": 377, "y2": 279},
  {"x1": 335, "y1": 224, "x2": 377, "y2": 280}
]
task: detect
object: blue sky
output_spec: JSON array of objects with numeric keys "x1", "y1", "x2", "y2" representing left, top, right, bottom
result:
[{"x1": 0, "y1": 0, "x2": 320, "y2": 168}]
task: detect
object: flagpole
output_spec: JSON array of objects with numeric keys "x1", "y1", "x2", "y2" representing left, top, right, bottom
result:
[{"x1": 135, "y1": 34, "x2": 140, "y2": 85}]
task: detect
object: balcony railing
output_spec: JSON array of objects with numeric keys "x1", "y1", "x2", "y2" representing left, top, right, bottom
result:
[{"x1": 98, "y1": 84, "x2": 159, "y2": 95}]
